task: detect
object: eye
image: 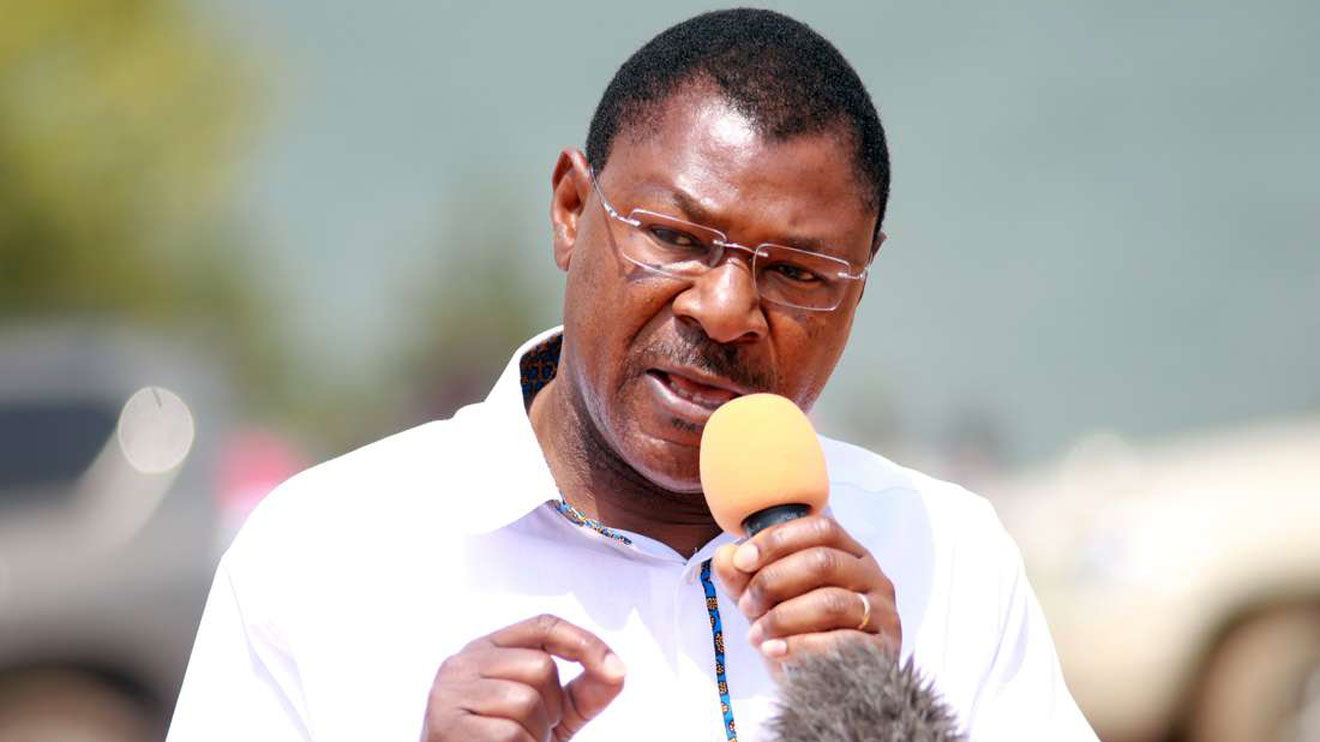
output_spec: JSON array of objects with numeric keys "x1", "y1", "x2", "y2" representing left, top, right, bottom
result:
[
  {"x1": 647, "y1": 226, "x2": 708, "y2": 251},
  {"x1": 767, "y1": 262, "x2": 825, "y2": 284}
]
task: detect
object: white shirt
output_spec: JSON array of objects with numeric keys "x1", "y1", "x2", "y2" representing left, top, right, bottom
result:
[{"x1": 168, "y1": 328, "x2": 1097, "y2": 742}]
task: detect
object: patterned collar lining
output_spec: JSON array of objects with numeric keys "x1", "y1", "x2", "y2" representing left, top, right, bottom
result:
[{"x1": 519, "y1": 334, "x2": 562, "y2": 410}]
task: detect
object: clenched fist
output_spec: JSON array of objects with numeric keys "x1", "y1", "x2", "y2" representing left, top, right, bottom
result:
[{"x1": 421, "y1": 614, "x2": 626, "y2": 742}]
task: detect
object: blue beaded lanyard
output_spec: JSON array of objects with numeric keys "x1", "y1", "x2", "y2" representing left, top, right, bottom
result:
[
  {"x1": 554, "y1": 500, "x2": 739, "y2": 742},
  {"x1": 700, "y1": 558, "x2": 739, "y2": 741}
]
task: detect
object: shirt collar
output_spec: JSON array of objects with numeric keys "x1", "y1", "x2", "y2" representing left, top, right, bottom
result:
[
  {"x1": 449, "y1": 327, "x2": 567, "y2": 534},
  {"x1": 452, "y1": 327, "x2": 875, "y2": 543}
]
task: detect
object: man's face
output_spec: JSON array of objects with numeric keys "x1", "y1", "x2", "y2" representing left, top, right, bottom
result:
[{"x1": 550, "y1": 88, "x2": 879, "y2": 494}]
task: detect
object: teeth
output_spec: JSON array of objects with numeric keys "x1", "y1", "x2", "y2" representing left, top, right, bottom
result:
[{"x1": 665, "y1": 373, "x2": 736, "y2": 408}]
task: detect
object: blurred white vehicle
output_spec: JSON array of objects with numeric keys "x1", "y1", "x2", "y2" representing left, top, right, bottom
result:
[
  {"x1": 0, "y1": 323, "x2": 300, "y2": 741},
  {"x1": 992, "y1": 418, "x2": 1320, "y2": 742}
]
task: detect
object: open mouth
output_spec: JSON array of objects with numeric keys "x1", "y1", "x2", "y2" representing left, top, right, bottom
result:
[{"x1": 648, "y1": 370, "x2": 741, "y2": 411}]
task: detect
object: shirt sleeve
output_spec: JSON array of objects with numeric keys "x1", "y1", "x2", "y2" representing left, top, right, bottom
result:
[
  {"x1": 166, "y1": 557, "x2": 313, "y2": 742},
  {"x1": 965, "y1": 535, "x2": 1100, "y2": 742}
]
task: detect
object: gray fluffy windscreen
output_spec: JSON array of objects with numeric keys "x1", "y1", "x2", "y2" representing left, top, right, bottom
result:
[{"x1": 767, "y1": 639, "x2": 966, "y2": 742}]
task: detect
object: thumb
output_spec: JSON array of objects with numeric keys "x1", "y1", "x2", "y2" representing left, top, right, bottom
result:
[
  {"x1": 711, "y1": 542, "x2": 750, "y2": 601},
  {"x1": 555, "y1": 652, "x2": 626, "y2": 739}
]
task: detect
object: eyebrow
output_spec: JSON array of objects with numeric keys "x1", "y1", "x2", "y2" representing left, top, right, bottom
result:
[{"x1": 662, "y1": 188, "x2": 838, "y2": 256}]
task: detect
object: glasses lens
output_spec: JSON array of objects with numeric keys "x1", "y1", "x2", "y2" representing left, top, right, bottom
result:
[
  {"x1": 754, "y1": 244, "x2": 853, "y2": 310},
  {"x1": 621, "y1": 211, "x2": 724, "y2": 275}
]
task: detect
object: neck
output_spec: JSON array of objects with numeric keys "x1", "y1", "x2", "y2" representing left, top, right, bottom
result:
[{"x1": 529, "y1": 375, "x2": 722, "y2": 559}]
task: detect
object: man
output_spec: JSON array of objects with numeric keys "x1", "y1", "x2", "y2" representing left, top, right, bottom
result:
[{"x1": 169, "y1": 9, "x2": 1097, "y2": 742}]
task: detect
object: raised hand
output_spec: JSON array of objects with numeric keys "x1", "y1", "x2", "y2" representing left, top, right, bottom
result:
[{"x1": 420, "y1": 614, "x2": 626, "y2": 742}]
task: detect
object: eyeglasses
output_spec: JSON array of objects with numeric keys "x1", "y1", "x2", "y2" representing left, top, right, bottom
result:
[{"x1": 589, "y1": 168, "x2": 870, "y2": 312}]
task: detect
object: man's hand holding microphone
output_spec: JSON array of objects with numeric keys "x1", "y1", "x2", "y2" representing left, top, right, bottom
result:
[
  {"x1": 711, "y1": 514, "x2": 901, "y2": 668},
  {"x1": 703, "y1": 394, "x2": 901, "y2": 668}
]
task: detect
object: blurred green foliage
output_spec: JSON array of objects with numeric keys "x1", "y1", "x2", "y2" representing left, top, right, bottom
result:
[
  {"x1": 357, "y1": 180, "x2": 547, "y2": 447},
  {"x1": 404, "y1": 233, "x2": 544, "y2": 420},
  {"x1": 0, "y1": 0, "x2": 280, "y2": 405},
  {"x1": 0, "y1": 0, "x2": 558, "y2": 450}
]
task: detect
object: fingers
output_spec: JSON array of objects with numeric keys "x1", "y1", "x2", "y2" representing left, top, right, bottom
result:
[
  {"x1": 424, "y1": 615, "x2": 625, "y2": 742},
  {"x1": 560, "y1": 663, "x2": 625, "y2": 738},
  {"x1": 713, "y1": 516, "x2": 863, "y2": 605},
  {"x1": 489, "y1": 614, "x2": 626, "y2": 685},
  {"x1": 736, "y1": 545, "x2": 878, "y2": 619},
  {"x1": 447, "y1": 715, "x2": 538, "y2": 742},
  {"x1": 458, "y1": 678, "x2": 554, "y2": 741},
  {"x1": 709, "y1": 516, "x2": 904, "y2": 669},
  {"x1": 475, "y1": 647, "x2": 565, "y2": 728},
  {"x1": 489, "y1": 615, "x2": 626, "y2": 739},
  {"x1": 712, "y1": 542, "x2": 750, "y2": 601},
  {"x1": 427, "y1": 646, "x2": 562, "y2": 742},
  {"x1": 760, "y1": 629, "x2": 898, "y2": 666},
  {"x1": 747, "y1": 588, "x2": 902, "y2": 653},
  {"x1": 735, "y1": 516, "x2": 867, "y2": 575}
]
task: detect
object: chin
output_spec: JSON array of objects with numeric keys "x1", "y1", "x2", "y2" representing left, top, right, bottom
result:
[
  {"x1": 621, "y1": 433, "x2": 706, "y2": 495},
  {"x1": 641, "y1": 467, "x2": 704, "y2": 496}
]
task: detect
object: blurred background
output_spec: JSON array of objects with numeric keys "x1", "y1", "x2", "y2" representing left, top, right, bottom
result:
[{"x1": 1, "y1": 0, "x2": 1316, "y2": 740}]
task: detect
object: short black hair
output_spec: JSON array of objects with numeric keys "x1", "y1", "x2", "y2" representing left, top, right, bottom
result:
[{"x1": 586, "y1": 8, "x2": 890, "y2": 243}]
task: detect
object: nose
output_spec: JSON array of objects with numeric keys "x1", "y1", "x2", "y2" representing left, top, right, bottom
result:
[{"x1": 670, "y1": 257, "x2": 769, "y2": 344}]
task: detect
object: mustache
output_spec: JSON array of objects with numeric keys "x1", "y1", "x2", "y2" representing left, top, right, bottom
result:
[{"x1": 635, "y1": 323, "x2": 774, "y2": 393}]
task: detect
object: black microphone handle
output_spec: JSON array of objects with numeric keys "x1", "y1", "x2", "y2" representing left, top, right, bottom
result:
[{"x1": 743, "y1": 503, "x2": 811, "y2": 537}]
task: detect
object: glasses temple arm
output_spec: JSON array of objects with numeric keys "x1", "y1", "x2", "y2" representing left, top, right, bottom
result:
[{"x1": 588, "y1": 166, "x2": 642, "y2": 227}]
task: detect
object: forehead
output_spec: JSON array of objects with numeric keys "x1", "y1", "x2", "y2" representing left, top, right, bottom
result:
[{"x1": 604, "y1": 89, "x2": 876, "y2": 256}]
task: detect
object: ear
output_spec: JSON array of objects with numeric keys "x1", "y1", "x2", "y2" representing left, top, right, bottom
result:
[
  {"x1": 857, "y1": 230, "x2": 886, "y2": 303},
  {"x1": 550, "y1": 149, "x2": 591, "y2": 271}
]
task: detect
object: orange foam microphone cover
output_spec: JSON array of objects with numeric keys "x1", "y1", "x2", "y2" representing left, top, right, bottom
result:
[{"x1": 700, "y1": 393, "x2": 829, "y2": 537}]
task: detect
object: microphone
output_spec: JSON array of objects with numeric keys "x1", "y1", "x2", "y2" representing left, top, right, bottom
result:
[
  {"x1": 699, "y1": 393, "x2": 828, "y2": 537},
  {"x1": 767, "y1": 638, "x2": 966, "y2": 742}
]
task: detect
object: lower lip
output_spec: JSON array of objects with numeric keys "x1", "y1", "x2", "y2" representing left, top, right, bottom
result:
[{"x1": 645, "y1": 371, "x2": 734, "y2": 424}]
